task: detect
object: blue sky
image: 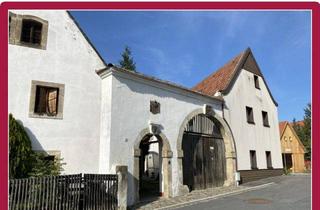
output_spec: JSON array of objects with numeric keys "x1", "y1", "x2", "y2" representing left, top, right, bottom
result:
[{"x1": 71, "y1": 11, "x2": 311, "y2": 122}]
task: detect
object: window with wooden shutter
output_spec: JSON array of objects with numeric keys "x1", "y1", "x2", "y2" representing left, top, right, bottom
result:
[
  {"x1": 30, "y1": 81, "x2": 64, "y2": 119},
  {"x1": 46, "y1": 88, "x2": 59, "y2": 116}
]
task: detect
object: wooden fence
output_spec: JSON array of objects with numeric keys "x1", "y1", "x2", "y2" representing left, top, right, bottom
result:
[{"x1": 9, "y1": 174, "x2": 118, "y2": 210}]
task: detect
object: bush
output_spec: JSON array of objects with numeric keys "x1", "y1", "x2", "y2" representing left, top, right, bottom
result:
[
  {"x1": 9, "y1": 114, "x2": 64, "y2": 178},
  {"x1": 9, "y1": 114, "x2": 34, "y2": 178}
]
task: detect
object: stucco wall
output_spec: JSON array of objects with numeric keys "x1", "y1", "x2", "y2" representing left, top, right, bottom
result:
[
  {"x1": 223, "y1": 69, "x2": 283, "y2": 170},
  {"x1": 99, "y1": 71, "x2": 223, "y2": 205},
  {"x1": 8, "y1": 10, "x2": 106, "y2": 174}
]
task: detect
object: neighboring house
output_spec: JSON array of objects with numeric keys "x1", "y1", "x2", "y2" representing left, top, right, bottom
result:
[
  {"x1": 8, "y1": 10, "x2": 283, "y2": 206},
  {"x1": 279, "y1": 121, "x2": 306, "y2": 173},
  {"x1": 193, "y1": 48, "x2": 283, "y2": 183}
]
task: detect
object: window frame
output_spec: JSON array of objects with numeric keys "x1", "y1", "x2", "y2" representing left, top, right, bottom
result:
[
  {"x1": 254, "y1": 75, "x2": 260, "y2": 89},
  {"x1": 246, "y1": 106, "x2": 255, "y2": 124},
  {"x1": 9, "y1": 12, "x2": 48, "y2": 50},
  {"x1": 29, "y1": 80, "x2": 65, "y2": 119},
  {"x1": 250, "y1": 150, "x2": 258, "y2": 170},
  {"x1": 262, "y1": 111, "x2": 270, "y2": 127}
]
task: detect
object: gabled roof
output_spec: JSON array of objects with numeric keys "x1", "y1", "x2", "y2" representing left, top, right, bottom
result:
[
  {"x1": 192, "y1": 48, "x2": 278, "y2": 106},
  {"x1": 279, "y1": 121, "x2": 287, "y2": 137},
  {"x1": 66, "y1": 11, "x2": 107, "y2": 66},
  {"x1": 279, "y1": 121, "x2": 306, "y2": 153}
]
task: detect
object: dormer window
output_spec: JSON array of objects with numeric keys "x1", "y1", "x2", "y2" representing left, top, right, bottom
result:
[
  {"x1": 254, "y1": 75, "x2": 260, "y2": 89},
  {"x1": 21, "y1": 19, "x2": 42, "y2": 45},
  {"x1": 9, "y1": 12, "x2": 48, "y2": 50}
]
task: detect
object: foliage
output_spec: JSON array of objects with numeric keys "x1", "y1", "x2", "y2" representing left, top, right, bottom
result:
[
  {"x1": 9, "y1": 113, "x2": 34, "y2": 178},
  {"x1": 119, "y1": 46, "x2": 136, "y2": 71},
  {"x1": 9, "y1": 114, "x2": 64, "y2": 178},
  {"x1": 28, "y1": 153, "x2": 65, "y2": 177},
  {"x1": 292, "y1": 103, "x2": 311, "y2": 160}
]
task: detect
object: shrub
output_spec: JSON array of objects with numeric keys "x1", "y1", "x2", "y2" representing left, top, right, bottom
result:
[{"x1": 9, "y1": 114, "x2": 64, "y2": 178}]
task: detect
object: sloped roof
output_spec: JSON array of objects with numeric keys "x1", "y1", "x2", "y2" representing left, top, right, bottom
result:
[
  {"x1": 279, "y1": 121, "x2": 306, "y2": 153},
  {"x1": 66, "y1": 11, "x2": 107, "y2": 66},
  {"x1": 192, "y1": 48, "x2": 278, "y2": 106},
  {"x1": 192, "y1": 51, "x2": 244, "y2": 96},
  {"x1": 279, "y1": 121, "x2": 288, "y2": 137}
]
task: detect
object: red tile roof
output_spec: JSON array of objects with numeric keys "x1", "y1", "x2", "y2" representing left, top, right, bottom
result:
[
  {"x1": 192, "y1": 51, "x2": 244, "y2": 96},
  {"x1": 290, "y1": 120, "x2": 305, "y2": 127},
  {"x1": 279, "y1": 121, "x2": 288, "y2": 137}
]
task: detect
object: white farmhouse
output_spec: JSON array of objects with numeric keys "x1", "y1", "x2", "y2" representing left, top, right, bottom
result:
[{"x1": 8, "y1": 10, "x2": 283, "y2": 206}]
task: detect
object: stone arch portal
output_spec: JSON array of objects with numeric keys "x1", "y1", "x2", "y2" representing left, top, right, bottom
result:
[
  {"x1": 133, "y1": 128, "x2": 172, "y2": 203},
  {"x1": 176, "y1": 108, "x2": 237, "y2": 195}
]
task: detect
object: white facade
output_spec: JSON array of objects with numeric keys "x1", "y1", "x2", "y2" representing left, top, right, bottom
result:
[
  {"x1": 98, "y1": 69, "x2": 225, "y2": 205},
  {"x1": 8, "y1": 10, "x2": 106, "y2": 174},
  {"x1": 8, "y1": 10, "x2": 283, "y2": 207},
  {"x1": 223, "y1": 69, "x2": 283, "y2": 170}
]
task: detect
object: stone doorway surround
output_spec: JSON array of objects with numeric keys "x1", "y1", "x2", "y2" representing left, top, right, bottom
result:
[
  {"x1": 133, "y1": 128, "x2": 173, "y2": 203},
  {"x1": 176, "y1": 108, "x2": 238, "y2": 196}
]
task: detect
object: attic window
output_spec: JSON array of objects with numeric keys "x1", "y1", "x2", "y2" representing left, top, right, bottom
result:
[
  {"x1": 254, "y1": 75, "x2": 260, "y2": 89},
  {"x1": 246, "y1": 106, "x2": 254, "y2": 124},
  {"x1": 262, "y1": 111, "x2": 269, "y2": 127},
  {"x1": 21, "y1": 19, "x2": 43, "y2": 45},
  {"x1": 9, "y1": 13, "x2": 48, "y2": 49}
]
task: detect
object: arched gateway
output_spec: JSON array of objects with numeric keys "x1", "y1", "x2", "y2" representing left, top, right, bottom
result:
[
  {"x1": 177, "y1": 108, "x2": 237, "y2": 194},
  {"x1": 133, "y1": 128, "x2": 172, "y2": 202}
]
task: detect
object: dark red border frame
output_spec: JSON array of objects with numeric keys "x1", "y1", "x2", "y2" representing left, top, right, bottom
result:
[{"x1": 0, "y1": 2, "x2": 319, "y2": 210}]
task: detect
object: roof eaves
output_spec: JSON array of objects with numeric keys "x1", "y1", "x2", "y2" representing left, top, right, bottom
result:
[{"x1": 98, "y1": 65, "x2": 224, "y2": 103}]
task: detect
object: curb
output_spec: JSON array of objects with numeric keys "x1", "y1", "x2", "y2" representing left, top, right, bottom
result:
[{"x1": 154, "y1": 182, "x2": 275, "y2": 210}]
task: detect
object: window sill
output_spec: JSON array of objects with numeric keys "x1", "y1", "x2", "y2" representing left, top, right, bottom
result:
[
  {"x1": 267, "y1": 167, "x2": 274, "y2": 170},
  {"x1": 247, "y1": 121, "x2": 255, "y2": 125},
  {"x1": 263, "y1": 124, "x2": 270, "y2": 127},
  {"x1": 29, "y1": 113, "x2": 63, "y2": 120},
  {"x1": 251, "y1": 167, "x2": 259, "y2": 170}
]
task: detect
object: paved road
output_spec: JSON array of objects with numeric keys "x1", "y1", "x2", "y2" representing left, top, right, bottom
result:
[{"x1": 175, "y1": 175, "x2": 311, "y2": 210}]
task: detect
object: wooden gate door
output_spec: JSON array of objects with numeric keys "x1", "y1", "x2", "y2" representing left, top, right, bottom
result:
[{"x1": 183, "y1": 132, "x2": 225, "y2": 190}]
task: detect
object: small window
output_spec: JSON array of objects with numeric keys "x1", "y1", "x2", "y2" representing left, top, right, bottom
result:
[
  {"x1": 254, "y1": 75, "x2": 260, "y2": 89},
  {"x1": 266, "y1": 151, "x2": 272, "y2": 169},
  {"x1": 246, "y1": 106, "x2": 254, "y2": 124},
  {"x1": 262, "y1": 111, "x2": 269, "y2": 127},
  {"x1": 250, "y1": 150, "x2": 258, "y2": 169},
  {"x1": 21, "y1": 19, "x2": 43, "y2": 45},
  {"x1": 9, "y1": 13, "x2": 48, "y2": 49},
  {"x1": 34, "y1": 86, "x2": 59, "y2": 116},
  {"x1": 289, "y1": 137, "x2": 292, "y2": 142},
  {"x1": 29, "y1": 81, "x2": 64, "y2": 119}
]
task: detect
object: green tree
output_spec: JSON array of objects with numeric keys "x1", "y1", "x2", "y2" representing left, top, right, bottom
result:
[
  {"x1": 119, "y1": 46, "x2": 136, "y2": 71},
  {"x1": 292, "y1": 103, "x2": 311, "y2": 160},
  {"x1": 9, "y1": 114, "x2": 64, "y2": 178},
  {"x1": 9, "y1": 114, "x2": 34, "y2": 178}
]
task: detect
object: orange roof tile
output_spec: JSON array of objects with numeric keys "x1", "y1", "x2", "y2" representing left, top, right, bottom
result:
[
  {"x1": 279, "y1": 121, "x2": 288, "y2": 137},
  {"x1": 192, "y1": 51, "x2": 244, "y2": 95}
]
